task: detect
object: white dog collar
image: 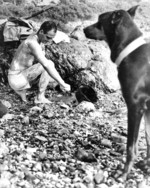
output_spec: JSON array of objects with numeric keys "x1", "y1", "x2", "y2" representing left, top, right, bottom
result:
[{"x1": 115, "y1": 36, "x2": 146, "y2": 67}]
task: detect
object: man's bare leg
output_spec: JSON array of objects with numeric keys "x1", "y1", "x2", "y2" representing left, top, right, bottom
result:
[
  {"x1": 24, "y1": 63, "x2": 52, "y2": 103},
  {"x1": 35, "y1": 70, "x2": 52, "y2": 103}
]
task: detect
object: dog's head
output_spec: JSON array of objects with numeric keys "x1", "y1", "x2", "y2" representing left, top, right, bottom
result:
[{"x1": 84, "y1": 6, "x2": 139, "y2": 46}]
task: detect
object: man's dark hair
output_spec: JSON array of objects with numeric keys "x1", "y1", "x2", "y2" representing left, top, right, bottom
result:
[{"x1": 38, "y1": 21, "x2": 57, "y2": 34}]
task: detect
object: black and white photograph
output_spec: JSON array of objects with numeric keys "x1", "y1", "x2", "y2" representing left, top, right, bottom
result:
[{"x1": 0, "y1": 0, "x2": 150, "y2": 187}]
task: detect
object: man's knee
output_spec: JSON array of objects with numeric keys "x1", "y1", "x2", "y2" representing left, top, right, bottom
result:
[{"x1": 36, "y1": 63, "x2": 45, "y2": 72}]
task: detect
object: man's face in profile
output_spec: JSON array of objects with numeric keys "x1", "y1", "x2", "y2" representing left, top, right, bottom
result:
[{"x1": 42, "y1": 29, "x2": 56, "y2": 43}]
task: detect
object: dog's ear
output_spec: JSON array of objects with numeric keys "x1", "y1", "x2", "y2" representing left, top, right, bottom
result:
[{"x1": 127, "y1": 5, "x2": 139, "y2": 18}]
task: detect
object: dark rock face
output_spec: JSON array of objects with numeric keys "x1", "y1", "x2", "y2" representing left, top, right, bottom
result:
[{"x1": 45, "y1": 39, "x2": 95, "y2": 91}]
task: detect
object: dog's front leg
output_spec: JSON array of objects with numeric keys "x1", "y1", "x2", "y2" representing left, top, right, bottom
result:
[
  {"x1": 144, "y1": 110, "x2": 150, "y2": 165},
  {"x1": 118, "y1": 105, "x2": 143, "y2": 181}
]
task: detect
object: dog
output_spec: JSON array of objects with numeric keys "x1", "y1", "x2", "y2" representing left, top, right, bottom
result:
[{"x1": 84, "y1": 5, "x2": 150, "y2": 181}]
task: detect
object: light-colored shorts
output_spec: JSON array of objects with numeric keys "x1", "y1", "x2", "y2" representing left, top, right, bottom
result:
[{"x1": 8, "y1": 69, "x2": 31, "y2": 91}]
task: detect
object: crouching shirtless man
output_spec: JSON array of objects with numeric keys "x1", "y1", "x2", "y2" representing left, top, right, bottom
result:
[{"x1": 8, "y1": 21, "x2": 71, "y2": 103}]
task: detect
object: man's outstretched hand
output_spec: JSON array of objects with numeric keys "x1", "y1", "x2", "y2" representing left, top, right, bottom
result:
[{"x1": 61, "y1": 83, "x2": 71, "y2": 92}]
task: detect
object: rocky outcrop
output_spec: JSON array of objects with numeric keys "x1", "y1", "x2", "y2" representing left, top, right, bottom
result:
[
  {"x1": 45, "y1": 39, "x2": 96, "y2": 91},
  {"x1": 86, "y1": 40, "x2": 120, "y2": 92},
  {"x1": 69, "y1": 24, "x2": 120, "y2": 91},
  {"x1": 0, "y1": 20, "x2": 120, "y2": 92},
  {"x1": 45, "y1": 30, "x2": 120, "y2": 92}
]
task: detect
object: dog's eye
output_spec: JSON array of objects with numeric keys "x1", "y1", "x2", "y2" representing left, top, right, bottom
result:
[{"x1": 116, "y1": 11, "x2": 121, "y2": 16}]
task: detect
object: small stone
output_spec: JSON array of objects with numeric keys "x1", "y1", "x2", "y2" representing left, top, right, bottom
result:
[
  {"x1": 76, "y1": 148, "x2": 97, "y2": 162},
  {"x1": 63, "y1": 177, "x2": 71, "y2": 184},
  {"x1": 76, "y1": 101, "x2": 96, "y2": 113},
  {"x1": 60, "y1": 103, "x2": 70, "y2": 110},
  {"x1": 111, "y1": 133, "x2": 126, "y2": 144},
  {"x1": 74, "y1": 130, "x2": 81, "y2": 136},
  {"x1": 33, "y1": 162, "x2": 42, "y2": 171},
  {"x1": 110, "y1": 150, "x2": 121, "y2": 157},
  {"x1": 125, "y1": 179, "x2": 137, "y2": 188},
  {"x1": 1, "y1": 171, "x2": 12, "y2": 179},
  {"x1": 26, "y1": 147, "x2": 37, "y2": 155},
  {"x1": 106, "y1": 178, "x2": 115, "y2": 187},
  {"x1": 30, "y1": 106, "x2": 42, "y2": 114},
  {"x1": 136, "y1": 174, "x2": 144, "y2": 182},
  {"x1": 39, "y1": 151, "x2": 47, "y2": 161},
  {"x1": 95, "y1": 183, "x2": 108, "y2": 188},
  {"x1": 43, "y1": 112, "x2": 54, "y2": 119},
  {"x1": 51, "y1": 162, "x2": 59, "y2": 173},
  {"x1": 15, "y1": 171, "x2": 25, "y2": 179},
  {"x1": 1, "y1": 114, "x2": 14, "y2": 120},
  {"x1": 55, "y1": 182, "x2": 62, "y2": 188},
  {"x1": 59, "y1": 165, "x2": 66, "y2": 172},
  {"x1": 87, "y1": 182, "x2": 95, "y2": 188},
  {"x1": 89, "y1": 110, "x2": 103, "y2": 119},
  {"x1": 33, "y1": 178, "x2": 40, "y2": 185},
  {"x1": 74, "y1": 182, "x2": 87, "y2": 188},
  {"x1": 17, "y1": 180, "x2": 33, "y2": 188},
  {"x1": 137, "y1": 180, "x2": 150, "y2": 188},
  {"x1": 73, "y1": 172, "x2": 82, "y2": 183},
  {"x1": 101, "y1": 139, "x2": 112, "y2": 148},
  {"x1": 1, "y1": 100, "x2": 11, "y2": 108},
  {"x1": 0, "y1": 178, "x2": 11, "y2": 188},
  {"x1": 0, "y1": 129, "x2": 5, "y2": 137},
  {"x1": 117, "y1": 144, "x2": 126, "y2": 154},
  {"x1": 0, "y1": 142, "x2": 9, "y2": 157},
  {"x1": 83, "y1": 175, "x2": 93, "y2": 184},
  {"x1": 103, "y1": 171, "x2": 109, "y2": 180},
  {"x1": 22, "y1": 116, "x2": 30, "y2": 126},
  {"x1": 94, "y1": 170, "x2": 104, "y2": 184},
  {"x1": 109, "y1": 183, "x2": 124, "y2": 188}
]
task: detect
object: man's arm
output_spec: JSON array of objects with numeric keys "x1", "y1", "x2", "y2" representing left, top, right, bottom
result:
[{"x1": 28, "y1": 40, "x2": 70, "y2": 91}]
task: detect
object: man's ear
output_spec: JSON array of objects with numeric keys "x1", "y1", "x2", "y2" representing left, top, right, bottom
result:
[{"x1": 127, "y1": 5, "x2": 139, "y2": 19}]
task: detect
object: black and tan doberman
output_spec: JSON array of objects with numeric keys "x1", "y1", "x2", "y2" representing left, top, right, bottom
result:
[{"x1": 84, "y1": 6, "x2": 150, "y2": 181}]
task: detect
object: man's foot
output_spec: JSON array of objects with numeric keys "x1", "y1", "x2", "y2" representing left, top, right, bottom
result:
[
  {"x1": 34, "y1": 96, "x2": 52, "y2": 104},
  {"x1": 15, "y1": 90, "x2": 27, "y2": 102},
  {"x1": 22, "y1": 99, "x2": 28, "y2": 103}
]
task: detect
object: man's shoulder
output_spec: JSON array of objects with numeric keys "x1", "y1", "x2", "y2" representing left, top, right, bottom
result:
[
  {"x1": 25, "y1": 33, "x2": 39, "y2": 46},
  {"x1": 24, "y1": 34, "x2": 43, "y2": 55}
]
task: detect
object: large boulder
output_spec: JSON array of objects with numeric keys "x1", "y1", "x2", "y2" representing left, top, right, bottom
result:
[
  {"x1": 87, "y1": 40, "x2": 120, "y2": 92},
  {"x1": 45, "y1": 38, "x2": 96, "y2": 91},
  {"x1": 69, "y1": 24, "x2": 120, "y2": 92},
  {"x1": 45, "y1": 35, "x2": 120, "y2": 92}
]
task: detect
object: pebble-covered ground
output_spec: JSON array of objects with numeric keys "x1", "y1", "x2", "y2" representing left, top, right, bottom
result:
[
  {"x1": 0, "y1": 84, "x2": 150, "y2": 188},
  {"x1": 1, "y1": 1, "x2": 150, "y2": 187}
]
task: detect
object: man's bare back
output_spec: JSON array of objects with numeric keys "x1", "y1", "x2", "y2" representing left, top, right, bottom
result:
[
  {"x1": 10, "y1": 34, "x2": 37, "y2": 71},
  {"x1": 8, "y1": 34, "x2": 48, "y2": 93}
]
